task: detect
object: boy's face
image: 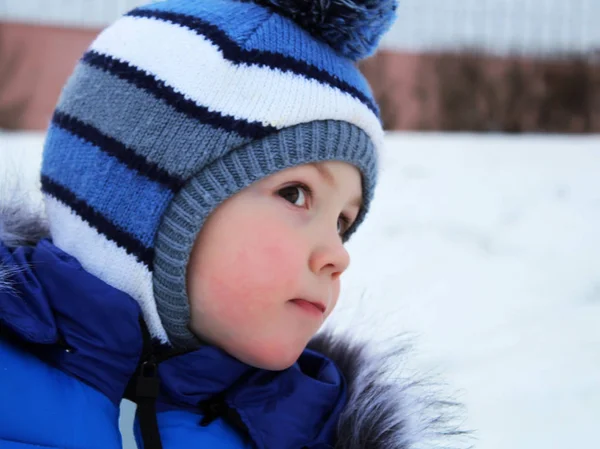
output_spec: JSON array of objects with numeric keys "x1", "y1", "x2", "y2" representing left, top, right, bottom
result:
[{"x1": 186, "y1": 161, "x2": 362, "y2": 370}]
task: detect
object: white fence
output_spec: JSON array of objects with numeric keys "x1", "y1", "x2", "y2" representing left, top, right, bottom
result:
[
  {"x1": 1, "y1": 0, "x2": 599, "y2": 55},
  {"x1": 381, "y1": 0, "x2": 600, "y2": 56},
  {"x1": 0, "y1": 0, "x2": 149, "y2": 28}
]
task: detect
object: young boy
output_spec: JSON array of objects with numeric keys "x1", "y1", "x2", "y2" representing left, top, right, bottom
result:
[{"x1": 0, "y1": 0, "x2": 465, "y2": 448}]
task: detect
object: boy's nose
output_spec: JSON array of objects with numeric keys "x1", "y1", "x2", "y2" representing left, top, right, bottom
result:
[{"x1": 308, "y1": 238, "x2": 350, "y2": 280}]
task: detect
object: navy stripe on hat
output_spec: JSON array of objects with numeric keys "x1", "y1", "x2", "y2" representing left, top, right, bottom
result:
[
  {"x1": 55, "y1": 62, "x2": 253, "y2": 180},
  {"x1": 53, "y1": 111, "x2": 184, "y2": 192},
  {"x1": 82, "y1": 51, "x2": 277, "y2": 139},
  {"x1": 41, "y1": 175, "x2": 155, "y2": 269}
]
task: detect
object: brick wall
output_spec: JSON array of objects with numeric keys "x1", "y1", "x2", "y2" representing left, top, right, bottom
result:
[
  {"x1": 0, "y1": 23, "x2": 98, "y2": 129},
  {"x1": 361, "y1": 50, "x2": 600, "y2": 133}
]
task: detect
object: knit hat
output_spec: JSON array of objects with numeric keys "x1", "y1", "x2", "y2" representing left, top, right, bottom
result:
[{"x1": 40, "y1": 0, "x2": 397, "y2": 348}]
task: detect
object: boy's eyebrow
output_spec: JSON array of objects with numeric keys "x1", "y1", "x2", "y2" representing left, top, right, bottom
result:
[{"x1": 310, "y1": 163, "x2": 363, "y2": 209}]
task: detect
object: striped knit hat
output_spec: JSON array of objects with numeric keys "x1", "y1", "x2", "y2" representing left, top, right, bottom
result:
[{"x1": 41, "y1": 0, "x2": 397, "y2": 348}]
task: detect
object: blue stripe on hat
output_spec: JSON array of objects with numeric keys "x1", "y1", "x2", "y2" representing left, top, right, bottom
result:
[
  {"x1": 136, "y1": 0, "x2": 364, "y2": 82},
  {"x1": 42, "y1": 124, "x2": 174, "y2": 250},
  {"x1": 244, "y1": 16, "x2": 374, "y2": 106},
  {"x1": 130, "y1": 5, "x2": 378, "y2": 114}
]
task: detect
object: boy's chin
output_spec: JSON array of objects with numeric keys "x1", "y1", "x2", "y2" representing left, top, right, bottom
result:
[{"x1": 226, "y1": 339, "x2": 307, "y2": 372}]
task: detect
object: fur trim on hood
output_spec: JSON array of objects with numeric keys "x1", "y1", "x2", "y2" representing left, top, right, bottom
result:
[
  {"x1": 309, "y1": 333, "x2": 471, "y2": 449},
  {"x1": 0, "y1": 180, "x2": 48, "y2": 290},
  {"x1": 0, "y1": 179, "x2": 48, "y2": 249},
  {"x1": 1, "y1": 183, "x2": 470, "y2": 449}
]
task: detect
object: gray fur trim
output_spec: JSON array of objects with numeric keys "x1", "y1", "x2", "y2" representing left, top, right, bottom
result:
[
  {"x1": 0, "y1": 264, "x2": 22, "y2": 293},
  {"x1": 0, "y1": 181, "x2": 49, "y2": 290},
  {"x1": 0, "y1": 189, "x2": 48, "y2": 249},
  {"x1": 308, "y1": 332, "x2": 473, "y2": 449}
]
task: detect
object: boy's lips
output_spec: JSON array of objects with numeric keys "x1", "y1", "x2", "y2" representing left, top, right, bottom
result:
[{"x1": 290, "y1": 298, "x2": 327, "y2": 316}]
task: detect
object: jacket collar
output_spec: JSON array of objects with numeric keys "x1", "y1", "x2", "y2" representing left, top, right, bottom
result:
[{"x1": 158, "y1": 345, "x2": 346, "y2": 448}]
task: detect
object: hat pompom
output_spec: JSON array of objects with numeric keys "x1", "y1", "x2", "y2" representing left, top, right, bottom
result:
[{"x1": 249, "y1": 0, "x2": 398, "y2": 61}]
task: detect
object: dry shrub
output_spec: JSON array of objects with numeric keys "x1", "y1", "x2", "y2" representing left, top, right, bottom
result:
[
  {"x1": 359, "y1": 53, "x2": 402, "y2": 130},
  {"x1": 0, "y1": 26, "x2": 30, "y2": 130},
  {"x1": 427, "y1": 51, "x2": 600, "y2": 133}
]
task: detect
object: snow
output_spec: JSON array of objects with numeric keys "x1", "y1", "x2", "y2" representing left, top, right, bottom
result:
[
  {"x1": 338, "y1": 133, "x2": 600, "y2": 448},
  {"x1": 1, "y1": 130, "x2": 599, "y2": 448}
]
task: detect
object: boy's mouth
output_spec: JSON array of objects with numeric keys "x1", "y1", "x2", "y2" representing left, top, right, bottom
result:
[{"x1": 290, "y1": 298, "x2": 326, "y2": 316}]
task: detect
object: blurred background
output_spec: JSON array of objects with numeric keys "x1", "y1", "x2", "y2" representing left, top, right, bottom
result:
[
  {"x1": 1, "y1": 1, "x2": 599, "y2": 448},
  {"x1": 1, "y1": 0, "x2": 599, "y2": 132}
]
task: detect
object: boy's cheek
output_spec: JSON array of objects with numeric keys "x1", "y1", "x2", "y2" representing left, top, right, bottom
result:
[
  {"x1": 226, "y1": 222, "x2": 306, "y2": 292},
  {"x1": 324, "y1": 281, "x2": 341, "y2": 319}
]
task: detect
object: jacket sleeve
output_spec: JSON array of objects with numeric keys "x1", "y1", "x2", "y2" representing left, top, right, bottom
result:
[
  {"x1": 0, "y1": 242, "x2": 123, "y2": 449},
  {"x1": 134, "y1": 411, "x2": 254, "y2": 449}
]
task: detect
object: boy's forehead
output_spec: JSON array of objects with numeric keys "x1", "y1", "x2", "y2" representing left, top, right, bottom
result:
[
  {"x1": 305, "y1": 162, "x2": 364, "y2": 207},
  {"x1": 309, "y1": 163, "x2": 339, "y2": 188}
]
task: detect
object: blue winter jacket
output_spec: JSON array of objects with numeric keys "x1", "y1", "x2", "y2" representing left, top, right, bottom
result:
[
  {"x1": 0, "y1": 200, "x2": 465, "y2": 449},
  {"x1": 0, "y1": 238, "x2": 348, "y2": 449}
]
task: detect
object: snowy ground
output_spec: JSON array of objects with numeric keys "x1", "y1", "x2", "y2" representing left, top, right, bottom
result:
[{"x1": 1, "y1": 131, "x2": 599, "y2": 449}]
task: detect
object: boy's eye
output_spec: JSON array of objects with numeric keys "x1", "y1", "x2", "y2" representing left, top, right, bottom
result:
[
  {"x1": 278, "y1": 185, "x2": 309, "y2": 207},
  {"x1": 337, "y1": 215, "x2": 350, "y2": 237}
]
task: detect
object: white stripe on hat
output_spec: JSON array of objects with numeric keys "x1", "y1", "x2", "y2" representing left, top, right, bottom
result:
[
  {"x1": 44, "y1": 195, "x2": 169, "y2": 343},
  {"x1": 89, "y1": 15, "x2": 384, "y2": 150}
]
